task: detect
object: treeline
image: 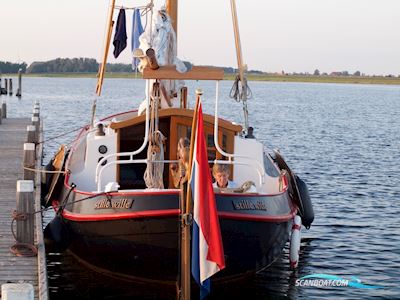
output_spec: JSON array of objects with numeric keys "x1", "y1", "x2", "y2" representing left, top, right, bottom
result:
[
  {"x1": 26, "y1": 58, "x2": 99, "y2": 73},
  {"x1": 1, "y1": 57, "x2": 264, "y2": 74},
  {"x1": 0, "y1": 61, "x2": 27, "y2": 73}
]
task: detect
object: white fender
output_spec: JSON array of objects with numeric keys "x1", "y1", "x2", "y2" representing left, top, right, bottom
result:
[{"x1": 290, "y1": 215, "x2": 302, "y2": 268}]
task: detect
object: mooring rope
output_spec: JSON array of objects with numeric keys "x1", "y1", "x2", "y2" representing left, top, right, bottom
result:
[
  {"x1": 22, "y1": 165, "x2": 66, "y2": 174},
  {"x1": 9, "y1": 187, "x2": 109, "y2": 257}
]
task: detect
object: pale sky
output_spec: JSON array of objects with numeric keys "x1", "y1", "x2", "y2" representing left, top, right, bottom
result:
[{"x1": 1, "y1": 0, "x2": 399, "y2": 75}]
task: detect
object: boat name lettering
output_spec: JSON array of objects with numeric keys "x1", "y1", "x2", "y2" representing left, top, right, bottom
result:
[
  {"x1": 94, "y1": 198, "x2": 133, "y2": 209},
  {"x1": 233, "y1": 200, "x2": 267, "y2": 211}
]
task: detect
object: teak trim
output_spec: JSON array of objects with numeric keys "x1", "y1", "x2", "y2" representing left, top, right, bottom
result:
[{"x1": 143, "y1": 66, "x2": 224, "y2": 80}]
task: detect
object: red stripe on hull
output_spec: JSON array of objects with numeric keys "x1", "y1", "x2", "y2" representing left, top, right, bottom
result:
[{"x1": 62, "y1": 209, "x2": 180, "y2": 222}]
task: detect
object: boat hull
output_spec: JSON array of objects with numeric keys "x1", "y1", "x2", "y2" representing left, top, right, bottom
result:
[{"x1": 47, "y1": 188, "x2": 295, "y2": 283}]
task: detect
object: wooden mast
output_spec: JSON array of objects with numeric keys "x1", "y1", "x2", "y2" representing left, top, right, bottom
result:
[
  {"x1": 230, "y1": 0, "x2": 250, "y2": 132},
  {"x1": 166, "y1": 2, "x2": 189, "y2": 299},
  {"x1": 96, "y1": 0, "x2": 116, "y2": 96},
  {"x1": 166, "y1": 0, "x2": 178, "y2": 39}
]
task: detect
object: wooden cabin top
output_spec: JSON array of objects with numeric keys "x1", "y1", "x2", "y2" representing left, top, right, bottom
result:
[{"x1": 110, "y1": 108, "x2": 242, "y2": 132}]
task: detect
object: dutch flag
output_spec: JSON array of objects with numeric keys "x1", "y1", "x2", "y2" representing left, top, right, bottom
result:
[{"x1": 190, "y1": 101, "x2": 225, "y2": 298}]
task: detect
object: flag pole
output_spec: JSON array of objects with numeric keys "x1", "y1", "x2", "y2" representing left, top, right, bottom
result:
[{"x1": 179, "y1": 89, "x2": 201, "y2": 300}]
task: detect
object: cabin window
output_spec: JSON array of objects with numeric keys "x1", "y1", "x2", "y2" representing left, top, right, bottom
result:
[
  {"x1": 207, "y1": 134, "x2": 215, "y2": 147},
  {"x1": 222, "y1": 134, "x2": 227, "y2": 150}
]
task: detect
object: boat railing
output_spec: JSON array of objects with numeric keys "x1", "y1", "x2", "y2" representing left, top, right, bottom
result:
[
  {"x1": 95, "y1": 79, "x2": 265, "y2": 191},
  {"x1": 95, "y1": 80, "x2": 151, "y2": 182},
  {"x1": 214, "y1": 81, "x2": 266, "y2": 183},
  {"x1": 96, "y1": 157, "x2": 263, "y2": 192}
]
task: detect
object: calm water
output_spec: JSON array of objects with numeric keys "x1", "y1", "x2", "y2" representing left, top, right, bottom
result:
[{"x1": 3, "y1": 77, "x2": 400, "y2": 299}]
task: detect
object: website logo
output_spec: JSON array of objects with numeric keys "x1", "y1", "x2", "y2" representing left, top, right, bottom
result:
[{"x1": 295, "y1": 274, "x2": 382, "y2": 289}]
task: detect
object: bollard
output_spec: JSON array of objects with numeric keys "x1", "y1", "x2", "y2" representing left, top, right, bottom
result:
[
  {"x1": 31, "y1": 116, "x2": 39, "y2": 143},
  {"x1": 23, "y1": 143, "x2": 36, "y2": 181},
  {"x1": 2, "y1": 100, "x2": 6, "y2": 118},
  {"x1": 16, "y1": 180, "x2": 35, "y2": 245},
  {"x1": 16, "y1": 68, "x2": 22, "y2": 97},
  {"x1": 1, "y1": 283, "x2": 34, "y2": 300},
  {"x1": 9, "y1": 78, "x2": 13, "y2": 95},
  {"x1": 27, "y1": 125, "x2": 36, "y2": 144},
  {"x1": 32, "y1": 108, "x2": 39, "y2": 118}
]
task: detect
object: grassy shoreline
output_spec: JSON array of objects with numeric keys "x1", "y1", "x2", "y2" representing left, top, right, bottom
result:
[{"x1": 2, "y1": 72, "x2": 400, "y2": 85}]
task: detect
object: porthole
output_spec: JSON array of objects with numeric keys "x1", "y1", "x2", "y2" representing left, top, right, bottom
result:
[
  {"x1": 98, "y1": 157, "x2": 107, "y2": 166},
  {"x1": 98, "y1": 145, "x2": 108, "y2": 154}
]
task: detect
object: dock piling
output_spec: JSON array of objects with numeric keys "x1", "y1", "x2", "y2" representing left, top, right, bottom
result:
[
  {"x1": 2, "y1": 100, "x2": 6, "y2": 118},
  {"x1": 31, "y1": 116, "x2": 39, "y2": 144},
  {"x1": 5, "y1": 78, "x2": 8, "y2": 94},
  {"x1": 9, "y1": 78, "x2": 13, "y2": 95},
  {"x1": 23, "y1": 143, "x2": 36, "y2": 181},
  {"x1": 16, "y1": 69, "x2": 22, "y2": 97},
  {"x1": 16, "y1": 180, "x2": 35, "y2": 245},
  {"x1": 27, "y1": 125, "x2": 36, "y2": 144}
]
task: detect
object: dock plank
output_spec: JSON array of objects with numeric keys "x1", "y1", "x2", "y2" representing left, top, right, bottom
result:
[{"x1": 0, "y1": 118, "x2": 46, "y2": 300}]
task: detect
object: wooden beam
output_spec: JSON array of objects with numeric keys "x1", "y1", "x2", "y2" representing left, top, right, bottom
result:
[{"x1": 143, "y1": 66, "x2": 224, "y2": 80}]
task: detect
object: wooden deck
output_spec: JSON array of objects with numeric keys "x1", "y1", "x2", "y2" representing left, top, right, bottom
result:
[{"x1": 0, "y1": 118, "x2": 48, "y2": 300}]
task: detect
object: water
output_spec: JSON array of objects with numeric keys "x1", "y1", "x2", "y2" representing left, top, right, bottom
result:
[{"x1": 4, "y1": 77, "x2": 400, "y2": 299}]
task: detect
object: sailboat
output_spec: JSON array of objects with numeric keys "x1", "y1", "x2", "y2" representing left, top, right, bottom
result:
[{"x1": 43, "y1": 0, "x2": 314, "y2": 287}]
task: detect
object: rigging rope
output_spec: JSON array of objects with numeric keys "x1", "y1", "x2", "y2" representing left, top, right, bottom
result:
[
  {"x1": 144, "y1": 83, "x2": 165, "y2": 189},
  {"x1": 38, "y1": 125, "x2": 88, "y2": 144},
  {"x1": 229, "y1": 74, "x2": 252, "y2": 102}
]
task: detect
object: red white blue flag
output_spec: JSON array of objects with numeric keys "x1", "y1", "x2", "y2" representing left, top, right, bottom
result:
[{"x1": 190, "y1": 101, "x2": 225, "y2": 298}]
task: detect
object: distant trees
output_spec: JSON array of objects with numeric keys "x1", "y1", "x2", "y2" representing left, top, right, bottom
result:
[
  {"x1": 353, "y1": 71, "x2": 361, "y2": 76},
  {"x1": 0, "y1": 61, "x2": 27, "y2": 73},
  {"x1": 313, "y1": 69, "x2": 320, "y2": 76},
  {"x1": 26, "y1": 58, "x2": 98, "y2": 73}
]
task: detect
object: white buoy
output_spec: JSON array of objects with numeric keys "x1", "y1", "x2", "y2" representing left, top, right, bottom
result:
[{"x1": 290, "y1": 215, "x2": 302, "y2": 268}]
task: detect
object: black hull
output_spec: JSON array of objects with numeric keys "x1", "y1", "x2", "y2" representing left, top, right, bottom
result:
[
  {"x1": 63, "y1": 217, "x2": 291, "y2": 283},
  {"x1": 46, "y1": 185, "x2": 296, "y2": 283}
]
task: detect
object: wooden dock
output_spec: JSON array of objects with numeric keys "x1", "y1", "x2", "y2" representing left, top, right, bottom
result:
[{"x1": 0, "y1": 114, "x2": 48, "y2": 299}]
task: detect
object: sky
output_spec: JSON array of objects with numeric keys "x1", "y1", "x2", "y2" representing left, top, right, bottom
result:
[{"x1": 1, "y1": 0, "x2": 399, "y2": 75}]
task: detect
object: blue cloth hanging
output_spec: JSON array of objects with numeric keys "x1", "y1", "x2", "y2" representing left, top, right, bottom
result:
[
  {"x1": 113, "y1": 9, "x2": 127, "y2": 58},
  {"x1": 131, "y1": 8, "x2": 144, "y2": 70}
]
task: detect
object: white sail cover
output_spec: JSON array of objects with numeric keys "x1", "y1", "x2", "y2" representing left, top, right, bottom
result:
[{"x1": 137, "y1": 9, "x2": 187, "y2": 115}]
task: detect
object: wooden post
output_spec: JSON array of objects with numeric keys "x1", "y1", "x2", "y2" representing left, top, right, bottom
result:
[
  {"x1": 9, "y1": 78, "x2": 13, "y2": 95},
  {"x1": 0, "y1": 107, "x2": 2, "y2": 125},
  {"x1": 180, "y1": 87, "x2": 187, "y2": 108},
  {"x1": 27, "y1": 125, "x2": 36, "y2": 144},
  {"x1": 5, "y1": 77, "x2": 8, "y2": 94},
  {"x1": 16, "y1": 68, "x2": 22, "y2": 97},
  {"x1": 23, "y1": 143, "x2": 36, "y2": 181},
  {"x1": 33, "y1": 108, "x2": 39, "y2": 118},
  {"x1": 16, "y1": 180, "x2": 35, "y2": 245},
  {"x1": 31, "y1": 116, "x2": 39, "y2": 144},
  {"x1": 2, "y1": 100, "x2": 6, "y2": 118}
]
